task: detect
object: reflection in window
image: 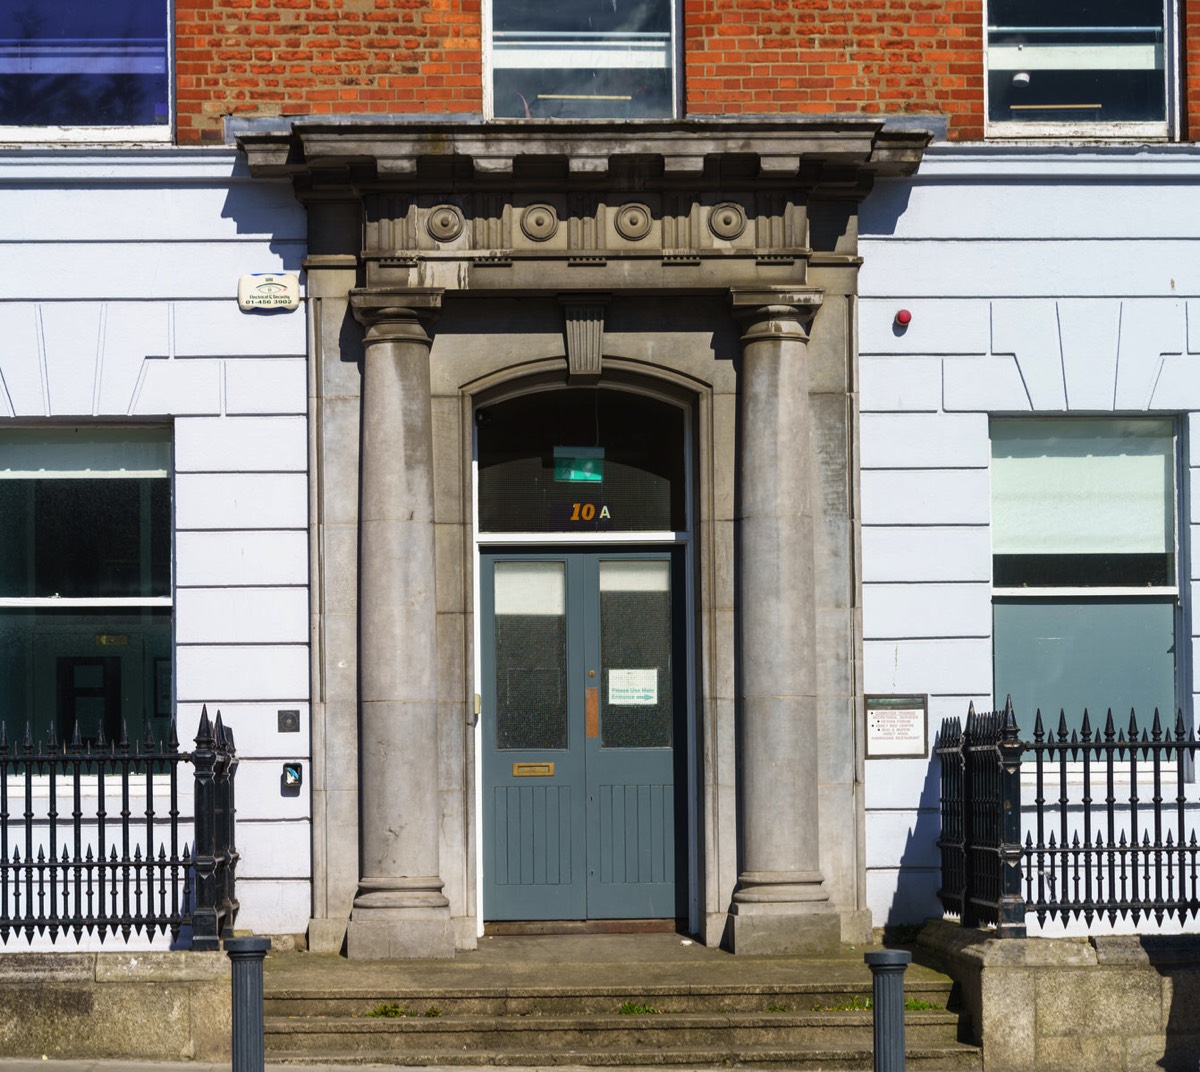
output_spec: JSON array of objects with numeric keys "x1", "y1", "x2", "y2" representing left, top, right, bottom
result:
[
  {"x1": 0, "y1": 0, "x2": 169, "y2": 128},
  {"x1": 991, "y1": 418, "x2": 1178, "y2": 728},
  {"x1": 987, "y1": 0, "x2": 1168, "y2": 130},
  {"x1": 491, "y1": 0, "x2": 676, "y2": 118},
  {"x1": 0, "y1": 428, "x2": 172, "y2": 745}
]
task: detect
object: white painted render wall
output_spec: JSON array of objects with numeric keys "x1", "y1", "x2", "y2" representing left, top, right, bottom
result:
[
  {"x1": 0, "y1": 151, "x2": 311, "y2": 942},
  {"x1": 858, "y1": 147, "x2": 1200, "y2": 934}
]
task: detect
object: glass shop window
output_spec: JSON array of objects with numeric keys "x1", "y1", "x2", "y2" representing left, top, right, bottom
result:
[
  {"x1": 991, "y1": 418, "x2": 1179, "y2": 730},
  {"x1": 987, "y1": 0, "x2": 1171, "y2": 136},
  {"x1": 490, "y1": 0, "x2": 677, "y2": 119},
  {"x1": 0, "y1": 428, "x2": 172, "y2": 746},
  {"x1": 0, "y1": 0, "x2": 170, "y2": 140}
]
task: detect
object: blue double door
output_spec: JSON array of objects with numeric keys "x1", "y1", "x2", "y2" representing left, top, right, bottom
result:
[{"x1": 481, "y1": 549, "x2": 687, "y2": 921}]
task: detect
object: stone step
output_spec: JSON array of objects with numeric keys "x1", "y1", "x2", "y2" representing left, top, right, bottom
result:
[
  {"x1": 264, "y1": 1009, "x2": 966, "y2": 1053},
  {"x1": 264, "y1": 1043, "x2": 983, "y2": 1070},
  {"x1": 265, "y1": 980, "x2": 956, "y2": 1018}
]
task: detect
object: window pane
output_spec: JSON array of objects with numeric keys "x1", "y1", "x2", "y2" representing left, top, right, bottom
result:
[
  {"x1": 494, "y1": 562, "x2": 569, "y2": 751},
  {"x1": 477, "y1": 390, "x2": 687, "y2": 533},
  {"x1": 988, "y1": 0, "x2": 1166, "y2": 124},
  {"x1": 0, "y1": 0, "x2": 169, "y2": 127},
  {"x1": 492, "y1": 0, "x2": 674, "y2": 118},
  {"x1": 991, "y1": 418, "x2": 1174, "y2": 585},
  {"x1": 0, "y1": 607, "x2": 171, "y2": 745},
  {"x1": 600, "y1": 560, "x2": 672, "y2": 749},
  {"x1": 994, "y1": 597, "x2": 1176, "y2": 724},
  {"x1": 0, "y1": 477, "x2": 170, "y2": 598}
]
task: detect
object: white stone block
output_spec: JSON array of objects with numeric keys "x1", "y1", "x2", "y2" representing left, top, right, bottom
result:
[
  {"x1": 1117, "y1": 300, "x2": 1186, "y2": 411},
  {"x1": 860, "y1": 469, "x2": 991, "y2": 526},
  {"x1": 175, "y1": 472, "x2": 308, "y2": 530},
  {"x1": 174, "y1": 301, "x2": 307, "y2": 358},
  {"x1": 132, "y1": 358, "x2": 223, "y2": 416},
  {"x1": 1059, "y1": 300, "x2": 1121, "y2": 411},
  {"x1": 99, "y1": 303, "x2": 173, "y2": 414},
  {"x1": 1189, "y1": 300, "x2": 1200, "y2": 355},
  {"x1": 865, "y1": 867, "x2": 942, "y2": 927},
  {"x1": 176, "y1": 644, "x2": 309, "y2": 704},
  {"x1": 237, "y1": 820, "x2": 312, "y2": 875},
  {"x1": 1149, "y1": 355, "x2": 1200, "y2": 410},
  {"x1": 236, "y1": 761, "x2": 311, "y2": 821},
  {"x1": 861, "y1": 526, "x2": 992, "y2": 583},
  {"x1": 40, "y1": 303, "x2": 103, "y2": 415},
  {"x1": 175, "y1": 416, "x2": 307, "y2": 473},
  {"x1": 864, "y1": 637, "x2": 992, "y2": 695},
  {"x1": 865, "y1": 809, "x2": 941, "y2": 869},
  {"x1": 176, "y1": 587, "x2": 309, "y2": 645},
  {"x1": 863, "y1": 582, "x2": 991, "y2": 640},
  {"x1": 858, "y1": 299, "x2": 989, "y2": 357},
  {"x1": 176, "y1": 702, "x2": 310, "y2": 761},
  {"x1": 858, "y1": 357, "x2": 941, "y2": 413},
  {"x1": 175, "y1": 530, "x2": 308, "y2": 587},
  {"x1": 0, "y1": 303, "x2": 44, "y2": 417},
  {"x1": 942, "y1": 355, "x2": 1032, "y2": 413},
  {"x1": 225, "y1": 358, "x2": 308, "y2": 416},
  {"x1": 234, "y1": 878, "x2": 313, "y2": 935},
  {"x1": 860, "y1": 413, "x2": 989, "y2": 470},
  {"x1": 0, "y1": 241, "x2": 305, "y2": 301}
]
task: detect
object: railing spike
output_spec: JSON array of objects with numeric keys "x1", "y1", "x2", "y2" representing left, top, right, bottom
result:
[
  {"x1": 1080, "y1": 709, "x2": 1092, "y2": 742},
  {"x1": 1128, "y1": 708, "x2": 1139, "y2": 741},
  {"x1": 117, "y1": 719, "x2": 130, "y2": 751},
  {"x1": 0, "y1": 720, "x2": 8, "y2": 753},
  {"x1": 1175, "y1": 708, "x2": 1187, "y2": 740},
  {"x1": 46, "y1": 721, "x2": 57, "y2": 751},
  {"x1": 70, "y1": 722, "x2": 82, "y2": 753},
  {"x1": 167, "y1": 717, "x2": 179, "y2": 752},
  {"x1": 1057, "y1": 710, "x2": 1069, "y2": 743},
  {"x1": 1104, "y1": 709, "x2": 1116, "y2": 742},
  {"x1": 143, "y1": 719, "x2": 156, "y2": 751},
  {"x1": 1151, "y1": 708, "x2": 1163, "y2": 740},
  {"x1": 95, "y1": 718, "x2": 107, "y2": 750},
  {"x1": 22, "y1": 723, "x2": 32, "y2": 752},
  {"x1": 1033, "y1": 709, "x2": 1045, "y2": 741}
]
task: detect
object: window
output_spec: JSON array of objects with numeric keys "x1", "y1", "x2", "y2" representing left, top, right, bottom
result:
[
  {"x1": 987, "y1": 0, "x2": 1170, "y2": 136},
  {"x1": 489, "y1": 0, "x2": 677, "y2": 119},
  {"x1": 0, "y1": 0, "x2": 170, "y2": 141},
  {"x1": 991, "y1": 419, "x2": 1178, "y2": 727},
  {"x1": 0, "y1": 428, "x2": 172, "y2": 746}
]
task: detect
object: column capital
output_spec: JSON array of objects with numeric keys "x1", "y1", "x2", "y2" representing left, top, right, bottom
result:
[
  {"x1": 730, "y1": 286, "x2": 823, "y2": 345},
  {"x1": 350, "y1": 287, "x2": 444, "y2": 343}
]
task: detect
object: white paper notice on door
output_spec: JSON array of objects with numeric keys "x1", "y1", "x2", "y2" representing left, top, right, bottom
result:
[{"x1": 608, "y1": 668, "x2": 658, "y2": 706}]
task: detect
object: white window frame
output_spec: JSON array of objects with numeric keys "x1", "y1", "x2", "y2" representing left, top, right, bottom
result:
[
  {"x1": 482, "y1": 0, "x2": 682, "y2": 120},
  {"x1": 0, "y1": 426, "x2": 174, "y2": 743},
  {"x1": 990, "y1": 416, "x2": 1184, "y2": 733},
  {"x1": 0, "y1": 1, "x2": 174, "y2": 145},
  {"x1": 984, "y1": 0, "x2": 1179, "y2": 140}
]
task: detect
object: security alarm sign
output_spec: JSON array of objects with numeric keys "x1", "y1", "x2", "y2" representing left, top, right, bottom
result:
[{"x1": 238, "y1": 273, "x2": 301, "y2": 312}]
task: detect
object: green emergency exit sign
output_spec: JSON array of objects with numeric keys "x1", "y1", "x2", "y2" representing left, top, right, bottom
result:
[{"x1": 554, "y1": 446, "x2": 604, "y2": 483}]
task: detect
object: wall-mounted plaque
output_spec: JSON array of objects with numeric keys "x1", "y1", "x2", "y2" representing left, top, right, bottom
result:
[
  {"x1": 865, "y1": 694, "x2": 928, "y2": 759},
  {"x1": 237, "y1": 273, "x2": 301, "y2": 312}
]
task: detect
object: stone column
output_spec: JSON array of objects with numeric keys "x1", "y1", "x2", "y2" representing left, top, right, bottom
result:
[
  {"x1": 346, "y1": 290, "x2": 454, "y2": 959},
  {"x1": 728, "y1": 287, "x2": 840, "y2": 955}
]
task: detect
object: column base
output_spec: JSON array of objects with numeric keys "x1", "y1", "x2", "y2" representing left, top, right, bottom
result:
[
  {"x1": 307, "y1": 917, "x2": 349, "y2": 954},
  {"x1": 727, "y1": 900, "x2": 841, "y2": 956},
  {"x1": 346, "y1": 878, "x2": 455, "y2": 959}
]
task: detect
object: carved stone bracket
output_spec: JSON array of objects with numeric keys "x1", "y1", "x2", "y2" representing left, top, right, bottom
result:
[{"x1": 560, "y1": 295, "x2": 609, "y2": 383}]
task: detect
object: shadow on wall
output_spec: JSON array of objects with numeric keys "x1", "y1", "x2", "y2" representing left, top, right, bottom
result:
[
  {"x1": 884, "y1": 753, "x2": 945, "y2": 929},
  {"x1": 221, "y1": 157, "x2": 308, "y2": 271},
  {"x1": 858, "y1": 180, "x2": 917, "y2": 239}
]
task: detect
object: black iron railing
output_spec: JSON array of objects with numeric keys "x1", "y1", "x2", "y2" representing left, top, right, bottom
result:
[
  {"x1": 0, "y1": 705, "x2": 238, "y2": 947},
  {"x1": 938, "y1": 698, "x2": 1200, "y2": 935}
]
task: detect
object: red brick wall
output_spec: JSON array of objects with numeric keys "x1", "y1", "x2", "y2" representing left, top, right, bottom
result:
[
  {"x1": 683, "y1": 0, "x2": 984, "y2": 139},
  {"x1": 175, "y1": 0, "x2": 483, "y2": 144},
  {"x1": 174, "y1": 0, "x2": 992, "y2": 143},
  {"x1": 1185, "y1": 0, "x2": 1200, "y2": 139}
]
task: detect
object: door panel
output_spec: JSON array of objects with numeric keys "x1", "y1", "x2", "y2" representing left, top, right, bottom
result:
[{"x1": 482, "y1": 550, "x2": 686, "y2": 921}]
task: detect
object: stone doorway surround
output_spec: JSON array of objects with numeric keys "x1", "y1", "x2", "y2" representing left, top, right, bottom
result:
[{"x1": 240, "y1": 120, "x2": 929, "y2": 959}]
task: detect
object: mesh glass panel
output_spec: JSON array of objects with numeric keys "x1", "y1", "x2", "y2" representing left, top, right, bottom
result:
[
  {"x1": 494, "y1": 562, "x2": 569, "y2": 750},
  {"x1": 600, "y1": 561, "x2": 672, "y2": 749},
  {"x1": 477, "y1": 390, "x2": 686, "y2": 533}
]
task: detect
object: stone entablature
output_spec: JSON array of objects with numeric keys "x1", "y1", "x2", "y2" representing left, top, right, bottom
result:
[{"x1": 240, "y1": 120, "x2": 930, "y2": 294}]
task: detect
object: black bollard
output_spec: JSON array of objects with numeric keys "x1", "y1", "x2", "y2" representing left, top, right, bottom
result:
[
  {"x1": 226, "y1": 936, "x2": 272, "y2": 1072},
  {"x1": 865, "y1": 949, "x2": 911, "y2": 1072}
]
